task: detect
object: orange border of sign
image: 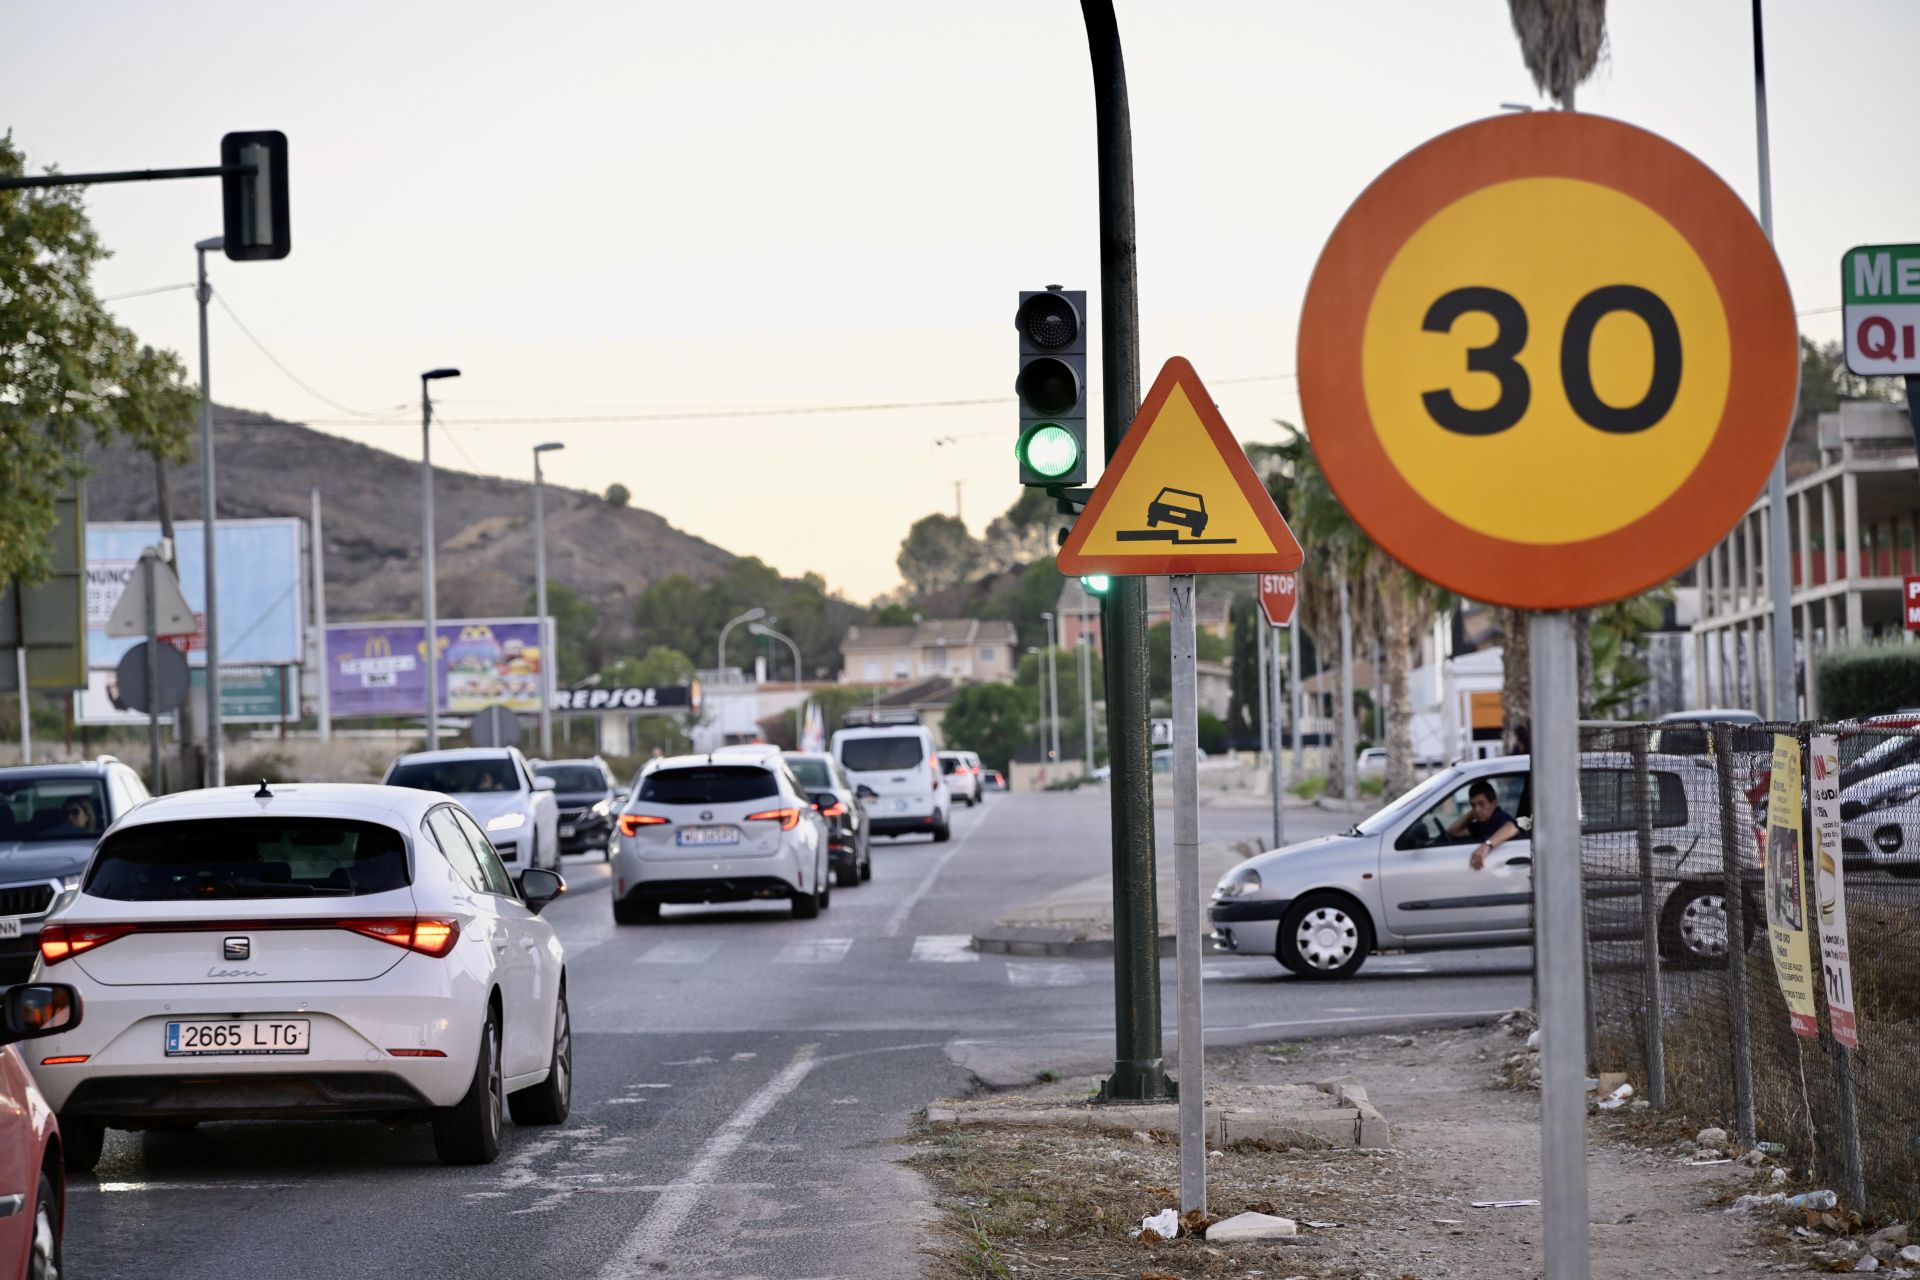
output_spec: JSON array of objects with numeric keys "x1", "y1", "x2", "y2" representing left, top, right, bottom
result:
[
  {"x1": 1057, "y1": 357, "x2": 1305, "y2": 576},
  {"x1": 1297, "y1": 112, "x2": 1797, "y2": 611}
]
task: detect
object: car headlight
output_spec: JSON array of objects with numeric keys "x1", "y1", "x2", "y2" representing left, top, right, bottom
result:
[
  {"x1": 591, "y1": 799, "x2": 611, "y2": 817},
  {"x1": 485, "y1": 812, "x2": 528, "y2": 833},
  {"x1": 1212, "y1": 868, "x2": 1262, "y2": 900}
]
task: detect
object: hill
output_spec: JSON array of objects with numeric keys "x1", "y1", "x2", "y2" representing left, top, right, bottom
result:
[{"x1": 83, "y1": 406, "x2": 737, "y2": 649}]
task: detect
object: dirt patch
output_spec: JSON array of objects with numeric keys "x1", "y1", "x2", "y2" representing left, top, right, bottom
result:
[{"x1": 910, "y1": 1025, "x2": 1789, "y2": 1278}]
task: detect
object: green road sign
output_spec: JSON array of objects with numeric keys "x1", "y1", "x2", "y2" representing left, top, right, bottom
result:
[{"x1": 1842, "y1": 243, "x2": 1920, "y2": 376}]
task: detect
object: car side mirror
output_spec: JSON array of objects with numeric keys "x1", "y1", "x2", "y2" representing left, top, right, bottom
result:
[
  {"x1": 0, "y1": 983, "x2": 82, "y2": 1047},
  {"x1": 856, "y1": 784, "x2": 878, "y2": 800},
  {"x1": 810, "y1": 792, "x2": 839, "y2": 812},
  {"x1": 516, "y1": 868, "x2": 566, "y2": 913},
  {"x1": 532, "y1": 776, "x2": 556, "y2": 792}
]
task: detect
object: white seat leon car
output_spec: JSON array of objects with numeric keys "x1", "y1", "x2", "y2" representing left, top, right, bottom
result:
[{"x1": 26, "y1": 782, "x2": 571, "y2": 1169}]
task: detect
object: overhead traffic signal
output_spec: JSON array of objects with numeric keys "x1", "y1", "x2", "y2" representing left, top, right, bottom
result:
[{"x1": 1015, "y1": 287, "x2": 1087, "y2": 486}]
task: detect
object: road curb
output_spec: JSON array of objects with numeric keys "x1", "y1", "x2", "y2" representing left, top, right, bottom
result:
[{"x1": 970, "y1": 926, "x2": 1177, "y2": 959}]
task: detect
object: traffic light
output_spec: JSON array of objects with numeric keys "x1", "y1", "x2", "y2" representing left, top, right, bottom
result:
[
  {"x1": 1015, "y1": 287, "x2": 1087, "y2": 486},
  {"x1": 221, "y1": 131, "x2": 290, "y2": 261},
  {"x1": 1079, "y1": 574, "x2": 1111, "y2": 596}
]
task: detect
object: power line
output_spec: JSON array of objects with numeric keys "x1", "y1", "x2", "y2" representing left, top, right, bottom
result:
[
  {"x1": 101, "y1": 281, "x2": 194, "y2": 302},
  {"x1": 211, "y1": 292, "x2": 395, "y2": 418}
]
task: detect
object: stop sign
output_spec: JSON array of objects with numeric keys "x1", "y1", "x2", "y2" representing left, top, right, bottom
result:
[{"x1": 1258, "y1": 573, "x2": 1296, "y2": 627}]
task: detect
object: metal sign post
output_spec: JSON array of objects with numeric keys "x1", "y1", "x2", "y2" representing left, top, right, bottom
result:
[
  {"x1": 1169, "y1": 574, "x2": 1206, "y2": 1215},
  {"x1": 1268, "y1": 618, "x2": 1285, "y2": 847},
  {"x1": 144, "y1": 556, "x2": 163, "y2": 791},
  {"x1": 1258, "y1": 573, "x2": 1296, "y2": 848}
]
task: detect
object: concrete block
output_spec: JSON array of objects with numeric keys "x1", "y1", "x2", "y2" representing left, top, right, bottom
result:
[{"x1": 1207, "y1": 1211, "x2": 1299, "y2": 1242}]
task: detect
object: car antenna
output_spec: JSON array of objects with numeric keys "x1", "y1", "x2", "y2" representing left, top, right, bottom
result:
[{"x1": 254, "y1": 780, "x2": 273, "y2": 799}]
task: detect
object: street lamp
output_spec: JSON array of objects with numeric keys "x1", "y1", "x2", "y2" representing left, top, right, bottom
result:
[
  {"x1": 420, "y1": 367, "x2": 461, "y2": 748},
  {"x1": 1041, "y1": 611, "x2": 1060, "y2": 763},
  {"x1": 717, "y1": 607, "x2": 767, "y2": 679},
  {"x1": 195, "y1": 234, "x2": 226, "y2": 786},
  {"x1": 749, "y1": 621, "x2": 803, "y2": 746},
  {"x1": 1025, "y1": 645, "x2": 1044, "y2": 775},
  {"x1": 533, "y1": 441, "x2": 565, "y2": 756}
]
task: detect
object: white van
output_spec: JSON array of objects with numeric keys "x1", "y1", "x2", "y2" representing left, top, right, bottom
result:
[{"x1": 831, "y1": 725, "x2": 950, "y2": 842}]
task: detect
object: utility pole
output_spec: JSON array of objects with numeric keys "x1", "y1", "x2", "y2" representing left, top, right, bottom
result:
[
  {"x1": 1339, "y1": 577, "x2": 1356, "y2": 797},
  {"x1": 1083, "y1": 0, "x2": 1170, "y2": 1103},
  {"x1": 1080, "y1": 634, "x2": 1096, "y2": 774},
  {"x1": 1752, "y1": 0, "x2": 1794, "y2": 719},
  {"x1": 195, "y1": 235, "x2": 224, "y2": 787},
  {"x1": 311, "y1": 485, "x2": 330, "y2": 743},
  {"x1": 420, "y1": 368, "x2": 460, "y2": 748},
  {"x1": 533, "y1": 441, "x2": 565, "y2": 757},
  {"x1": 1043, "y1": 611, "x2": 1061, "y2": 765}
]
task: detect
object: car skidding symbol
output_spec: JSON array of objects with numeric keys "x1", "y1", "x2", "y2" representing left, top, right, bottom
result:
[{"x1": 1115, "y1": 487, "x2": 1237, "y2": 545}]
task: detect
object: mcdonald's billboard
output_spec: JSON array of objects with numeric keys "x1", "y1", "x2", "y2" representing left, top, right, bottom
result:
[{"x1": 324, "y1": 618, "x2": 548, "y2": 718}]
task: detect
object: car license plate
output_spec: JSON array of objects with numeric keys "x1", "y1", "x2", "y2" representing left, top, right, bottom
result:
[
  {"x1": 894, "y1": 799, "x2": 911, "y2": 813},
  {"x1": 559, "y1": 824, "x2": 576, "y2": 838},
  {"x1": 165, "y1": 1018, "x2": 310, "y2": 1057},
  {"x1": 677, "y1": 826, "x2": 740, "y2": 847},
  {"x1": 0, "y1": 917, "x2": 20, "y2": 939}
]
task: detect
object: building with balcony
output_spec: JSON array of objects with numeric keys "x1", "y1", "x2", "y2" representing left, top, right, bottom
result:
[
  {"x1": 1693, "y1": 400, "x2": 1918, "y2": 719},
  {"x1": 837, "y1": 618, "x2": 1019, "y2": 684}
]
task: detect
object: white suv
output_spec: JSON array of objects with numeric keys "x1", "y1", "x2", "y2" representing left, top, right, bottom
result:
[
  {"x1": 610, "y1": 755, "x2": 831, "y2": 922},
  {"x1": 938, "y1": 751, "x2": 984, "y2": 807},
  {"x1": 834, "y1": 726, "x2": 949, "y2": 842},
  {"x1": 27, "y1": 783, "x2": 571, "y2": 1168},
  {"x1": 384, "y1": 748, "x2": 560, "y2": 871}
]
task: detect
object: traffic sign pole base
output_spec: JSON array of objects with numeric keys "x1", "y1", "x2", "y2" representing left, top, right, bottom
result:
[{"x1": 1095, "y1": 1061, "x2": 1176, "y2": 1104}]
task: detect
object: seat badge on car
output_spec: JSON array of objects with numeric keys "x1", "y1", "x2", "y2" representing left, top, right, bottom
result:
[
  {"x1": 700, "y1": 810, "x2": 713, "y2": 821},
  {"x1": 223, "y1": 937, "x2": 251, "y2": 961}
]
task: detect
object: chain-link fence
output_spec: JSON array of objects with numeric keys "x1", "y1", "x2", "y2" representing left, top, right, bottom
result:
[{"x1": 1576, "y1": 720, "x2": 1920, "y2": 1223}]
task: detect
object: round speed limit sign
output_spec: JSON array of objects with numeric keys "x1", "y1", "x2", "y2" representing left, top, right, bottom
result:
[{"x1": 1298, "y1": 113, "x2": 1797, "y2": 610}]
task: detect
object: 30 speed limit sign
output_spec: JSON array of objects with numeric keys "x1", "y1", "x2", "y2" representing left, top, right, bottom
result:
[{"x1": 1299, "y1": 113, "x2": 1797, "y2": 610}]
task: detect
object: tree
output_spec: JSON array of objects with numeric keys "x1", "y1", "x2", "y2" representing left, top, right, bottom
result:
[
  {"x1": 871, "y1": 602, "x2": 917, "y2": 626},
  {"x1": 980, "y1": 489, "x2": 1058, "y2": 573},
  {"x1": 603, "y1": 646, "x2": 695, "y2": 687},
  {"x1": 896, "y1": 514, "x2": 981, "y2": 599},
  {"x1": 1016, "y1": 646, "x2": 1105, "y2": 764},
  {"x1": 1227, "y1": 596, "x2": 1261, "y2": 742},
  {"x1": 1506, "y1": 0, "x2": 1607, "y2": 109},
  {"x1": 805, "y1": 684, "x2": 885, "y2": 738},
  {"x1": 604, "y1": 483, "x2": 630, "y2": 508},
  {"x1": 527, "y1": 581, "x2": 601, "y2": 684},
  {"x1": 2, "y1": 133, "x2": 196, "y2": 585},
  {"x1": 941, "y1": 682, "x2": 1034, "y2": 775},
  {"x1": 1788, "y1": 337, "x2": 1906, "y2": 473}
]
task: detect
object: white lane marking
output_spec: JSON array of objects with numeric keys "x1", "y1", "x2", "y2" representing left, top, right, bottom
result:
[
  {"x1": 774, "y1": 937, "x2": 852, "y2": 964},
  {"x1": 91, "y1": 1181, "x2": 297, "y2": 1193},
  {"x1": 911, "y1": 934, "x2": 980, "y2": 963},
  {"x1": 729, "y1": 1052, "x2": 756, "y2": 1061},
  {"x1": 1006, "y1": 961, "x2": 1091, "y2": 988},
  {"x1": 635, "y1": 940, "x2": 724, "y2": 964},
  {"x1": 597, "y1": 1043, "x2": 819, "y2": 1278},
  {"x1": 665, "y1": 1056, "x2": 715, "y2": 1066},
  {"x1": 883, "y1": 803, "x2": 995, "y2": 938}
]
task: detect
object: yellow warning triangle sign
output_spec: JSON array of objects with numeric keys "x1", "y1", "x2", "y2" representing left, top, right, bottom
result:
[{"x1": 1056, "y1": 357, "x2": 1304, "y2": 576}]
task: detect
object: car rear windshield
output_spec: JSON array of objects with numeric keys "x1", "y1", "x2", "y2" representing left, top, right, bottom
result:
[
  {"x1": 939, "y1": 756, "x2": 964, "y2": 774},
  {"x1": 840, "y1": 736, "x2": 926, "y2": 772},
  {"x1": 538, "y1": 765, "x2": 606, "y2": 792},
  {"x1": 786, "y1": 758, "x2": 833, "y2": 789},
  {"x1": 387, "y1": 758, "x2": 518, "y2": 794},
  {"x1": 637, "y1": 766, "x2": 778, "y2": 805},
  {"x1": 85, "y1": 818, "x2": 411, "y2": 900},
  {"x1": 0, "y1": 776, "x2": 109, "y2": 843}
]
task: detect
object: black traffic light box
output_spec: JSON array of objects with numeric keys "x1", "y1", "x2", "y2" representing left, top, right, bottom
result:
[{"x1": 1015, "y1": 288, "x2": 1087, "y2": 486}]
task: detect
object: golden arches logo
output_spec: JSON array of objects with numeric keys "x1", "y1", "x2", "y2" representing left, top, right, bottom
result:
[{"x1": 363, "y1": 635, "x2": 394, "y2": 659}]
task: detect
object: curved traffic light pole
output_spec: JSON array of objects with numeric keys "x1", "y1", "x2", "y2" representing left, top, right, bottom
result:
[{"x1": 1081, "y1": 0, "x2": 1173, "y2": 1105}]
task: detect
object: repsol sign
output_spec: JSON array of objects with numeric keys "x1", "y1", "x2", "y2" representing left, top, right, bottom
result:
[{"x1": 551, "y1": 685, "x2": 697, "y2": 713}]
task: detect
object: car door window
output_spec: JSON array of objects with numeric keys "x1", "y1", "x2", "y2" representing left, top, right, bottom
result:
[
  {"x1": 1396, "y1": 773, "x2": 1530, "y2": 850},
  {"x1": 1579, "y1": 769, "x2": 1688, "y2": 834},
  {"x1": 426, "y1": 809, "x2": 491, "y2": 894},
  {"x1": 451, "y1": 809, "x2": 519, "y2": 897}
]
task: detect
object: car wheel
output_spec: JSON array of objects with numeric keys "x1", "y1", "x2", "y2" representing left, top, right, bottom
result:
[
  {"x1": 1659, "y1": 883, "x2": 1753, "y2": 968},
  {"x1": 932, "y1": 814, "x2": 951, "y2": 843},
  {"x1": 509, "y1": 985, "x2": 572, "y2": 1126},
  {"x1": 835, "y1": 862, "x2": 858, "y2": 888},
  {"x1": 612, "y1": 896, "x2": 659, "y2": 925},
  {"x1": 60, "y1": 1116, "x2": 104, "y2": 1174},
  {"x1": 860, "y1": 848, "x2": 873, "y2": 882},
  {"x1": 1278, "y1": 893, "x2": 1372, "y2": 980},
  {"x1": 791, "y1": 881, "x2": 821, "y2": 919},
  {"x1": 432, "y1": 1008, "x2": 503, "y2": 1165},
  {"x1": 29, "y1": 1168, "x2": 59, "y2": 1280}
]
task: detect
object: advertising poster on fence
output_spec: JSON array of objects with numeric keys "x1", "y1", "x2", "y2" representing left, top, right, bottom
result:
[
  {"x1": 1764, "y1": 734, "x2": 1820, "y2": 1038},
  {"x1": 325, "y1": 619, "x2": 547, "y2": 718},
  {"x1": 1808, "y1": 734, "x2": 1858, "y2": 1049}
]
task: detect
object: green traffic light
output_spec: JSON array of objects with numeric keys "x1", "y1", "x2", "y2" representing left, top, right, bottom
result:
[
  {"x1": 1080, "y1": 574, "x2": 1111, "y2": 595},
  {"x1": 1021, "y1": 423, "x2": 1080, "y2": 478}
]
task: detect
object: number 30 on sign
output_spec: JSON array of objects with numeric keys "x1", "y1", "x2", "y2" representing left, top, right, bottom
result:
[{"x1": 1298, "y1": 112, "x2": 1798, "y2": 611}]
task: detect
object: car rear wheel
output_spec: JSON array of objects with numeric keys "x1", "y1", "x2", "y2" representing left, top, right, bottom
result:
[
  {"x1": 791, "y1": 885, "x2": 821, "y2": 919},
  {"x1": 612, "y1": 896, "x2": 660, "y2": 925},
  {"x1": 60, "y1": 1116, "x2": 104, "y2": 1173},
  {"x1": 509, "y1": 985, "x2": 572, "y2": 1126},
  {"x1": 860, "y1": 847, "x2": 872, "y2": 881},
  {"x1": 1659, "y1": 883, "x2": 1755, "y2": 968},
  {"x1": 932, "y1": 814, "x2": 951, "y2": 843},
  {"x1": 433, "y1": 1009, "x2": 503, "y2": 1165},
  {"x1": 29, "y1": 1168, "x2": 59, "y2": 1280},
  {"x1": 1278, "y1": 893, "x2": 1372, "y2": 980}
]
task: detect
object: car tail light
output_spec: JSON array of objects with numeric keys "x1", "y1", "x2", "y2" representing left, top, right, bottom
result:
[
  {"x1": 40, "y1": 1055, "x2": 89, "y2": 1066},
  {"x1": 340, "y1": 917, "x2": 461, "y2": 958},
  {"x1": 746, "y1": 807, "x2": 802, "y2": 831},
  {"x1": 930, "y1": 756, "x2": 941, "y2": 791},
  {"x1": 816, "y1": 800, "x2": 847, "y2": 817},
  {"x1": 619, "y1": 814, "x2": 670, "y2": 837},
  {"x1": 39, "y1": 922, "x2": 135, "y2": 966},
  {"x1": 386, "y1": 1048, "x2": 447, "y2": 1058}
]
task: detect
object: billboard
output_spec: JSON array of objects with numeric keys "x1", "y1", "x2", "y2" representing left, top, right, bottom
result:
[
  {"x1": 0, "y1": 477, "x2": 87, "y2": 693},
  {"x1": 87, "y1": 519, "x2": 306, "y2": 669},
  {"x1": 325, "y1": 618, "x2": 548, "y2": 718},
  {"x1": 75, "y1": 664, "x2": 298, "y2": 726}
]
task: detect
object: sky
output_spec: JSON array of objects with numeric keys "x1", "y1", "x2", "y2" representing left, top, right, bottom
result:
[{"x1": 7, "y1": 1, "x2": 1915, "y2": 603}]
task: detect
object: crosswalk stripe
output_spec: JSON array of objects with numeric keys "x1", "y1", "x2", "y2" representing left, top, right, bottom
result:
[
  {"x1": 1005, "y1": 961, "x2": 1091, "y2": 988},
  {"x1": 635, "y1": 940, "x2": 725, "y2": 965},
  {"x1": 910, "y1": 935, "x2": 980, "y2": 963},
  {"x1": 774, "y1": 937, "x2": 854, "y2": 964}
]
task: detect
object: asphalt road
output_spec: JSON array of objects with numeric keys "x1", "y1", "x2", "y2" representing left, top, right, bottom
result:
[{"x1": 62, "y1": 790, "x2": 1532, "y2": 1279}]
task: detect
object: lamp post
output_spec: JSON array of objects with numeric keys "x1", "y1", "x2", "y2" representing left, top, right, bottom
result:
[
  {"x1": 717, "y1": 607, "x2": 767, "y2": 679},
  {"x1": 1042, "y1": 611, "x2": 1060, "y2": 763},
  {"x1": 194, "y1": 234, "x2": 225, "y2": 786},
  {"x1": 532, "y1": 441, "x2": 565, "y2": 756},
  {"x1": 1025, "y1": 645, "x2": 1043, "y2": 780},
  {"x1": 420, "y1": 367, "x2": 461, "y2": 747},
  {"x1": 749, "y1": 621, "x2": 803, "y2": 746}
]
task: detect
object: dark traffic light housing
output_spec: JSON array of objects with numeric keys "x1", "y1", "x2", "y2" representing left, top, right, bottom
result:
[
  {"x1": 221, "y1": 131, "x2": 290, "y2": 261},
  {"x1": 1015, "y1": 287, "x2": 1087, "y2": 486}
]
